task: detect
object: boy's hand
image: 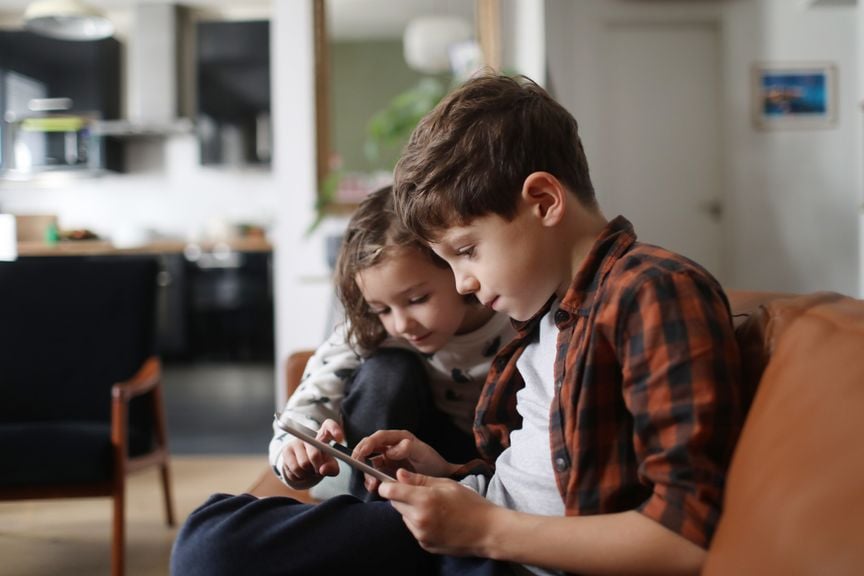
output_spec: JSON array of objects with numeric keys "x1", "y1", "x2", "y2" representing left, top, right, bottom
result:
[
  {"x1": 379, "y1": 469, "x2": 503, "y2": 556},
  {"x1": 280, "y1": 418, "x2": 344, "y2": 489},
  {"x1": 352, "y1": 430, "x2": 458, "y2": 493}
]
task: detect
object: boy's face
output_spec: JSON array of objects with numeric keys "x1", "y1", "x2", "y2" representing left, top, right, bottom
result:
[
  {"x1": 355, "y1": 246, "x2": 479, "y2": 354},
  {"x1": 430, "y1": 206, "x2": 562, "y2": 322}
]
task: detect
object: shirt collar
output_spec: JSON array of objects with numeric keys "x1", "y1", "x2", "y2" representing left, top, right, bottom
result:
[
  {"x1": 559, "y1": 215, "x2": 637, "y2": 314},
  {"x1": 508, "y1": 216, "x2": 637, "y2": 336}
]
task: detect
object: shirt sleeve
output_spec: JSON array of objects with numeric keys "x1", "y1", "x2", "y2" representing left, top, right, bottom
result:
[
  {"x1": 617, "y1": 270, "x2": 744, "y2": 548},
  {"x1": 268, "y1": 324, "x2": 362, "y2": 483}
]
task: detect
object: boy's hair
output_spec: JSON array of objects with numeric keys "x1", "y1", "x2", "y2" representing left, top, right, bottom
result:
[
  {"x1": 334, "y1": 186, "x2": 448, "y2": 351},
  {"x1": 393, "y1": 73, "x2": 596, "y2": 242}
]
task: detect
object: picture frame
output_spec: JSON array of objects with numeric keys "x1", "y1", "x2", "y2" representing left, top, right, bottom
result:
[{"x1": 752, "y1": 62, "x2": 837, "y2": 130}]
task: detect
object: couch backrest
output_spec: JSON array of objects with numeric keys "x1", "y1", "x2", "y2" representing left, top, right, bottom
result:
[
  {"x1": 704, "y1": 291, "x2": 864, "y2": 575},
  {"x1": 0, "y1": 257, "x2": 158, "y2": 424}
]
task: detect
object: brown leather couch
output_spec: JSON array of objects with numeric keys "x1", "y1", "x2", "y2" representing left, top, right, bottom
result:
[{"x1": 250, "y1": 291, "x2": 864, "y2": 574}]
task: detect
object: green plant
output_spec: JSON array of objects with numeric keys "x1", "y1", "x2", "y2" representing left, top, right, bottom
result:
[
  {"x1": 364, "y1": 77, "x2": 448, "y2": 165},
  {"x1": 308, "y1": 76, "x2": 450, "y2": 235}
]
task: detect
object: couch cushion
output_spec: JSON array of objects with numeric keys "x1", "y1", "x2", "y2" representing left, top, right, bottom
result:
[
  {"x1": 728, "y1": 291, "x2": 843, "y2": 412},
  {"x1": 704, "y1": 293, "x2": 864, "y2": 575},
  {"x1": 0, "y1": 422, "x2": 154, "y2": 487}
]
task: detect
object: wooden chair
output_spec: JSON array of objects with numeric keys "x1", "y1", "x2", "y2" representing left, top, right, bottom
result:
[{"x1": 0, "y1": 257, "x2": 175, "y2": 576}]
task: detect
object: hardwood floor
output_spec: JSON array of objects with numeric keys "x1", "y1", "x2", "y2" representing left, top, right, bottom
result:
[{"x1": 0, "y1": 456, "x2": 268, "y2": 576}]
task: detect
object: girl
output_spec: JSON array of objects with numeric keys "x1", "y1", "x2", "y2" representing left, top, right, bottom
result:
[{"x1": 269, "y1": 186, "x2": 515, "y2": 497}]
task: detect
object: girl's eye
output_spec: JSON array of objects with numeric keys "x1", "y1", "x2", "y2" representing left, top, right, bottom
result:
[
  {"x1": 457, "y1": 246, "x2": 475, "y2": 258},
  {"x1": 370, "y1": 307, "x2": 389, "y2": 316},
  {"x1": 408, "y1": 294, "x2": 430, "y2": 305}
]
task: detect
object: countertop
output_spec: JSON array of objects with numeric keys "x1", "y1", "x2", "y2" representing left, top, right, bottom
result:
[{"x1": 16, "y1": 237, "x2": 272, "y2": 257}]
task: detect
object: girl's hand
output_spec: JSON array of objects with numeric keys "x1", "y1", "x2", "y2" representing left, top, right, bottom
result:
[
  {"x1": 352, "y1": 430, "x2": 458, "y2": 494},
  {"x1": 379, "y1": 468, "x2": 503, "y2": 556},
  {"x1": 280, "y1": 419, "x2": 344, "y2": 489}
]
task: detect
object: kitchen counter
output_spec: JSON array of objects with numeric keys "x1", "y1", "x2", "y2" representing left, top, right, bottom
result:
[{"x1": 16, "y1": 237, "x2": 272, "y2": 257}]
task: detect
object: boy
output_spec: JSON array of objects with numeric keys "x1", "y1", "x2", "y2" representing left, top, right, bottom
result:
[
  {"x1": 170, "y1": 74, "x2": 744, "y2": 576},
  {"x1": 374, "y1": 73, "x2": 745, "y2": 573}
]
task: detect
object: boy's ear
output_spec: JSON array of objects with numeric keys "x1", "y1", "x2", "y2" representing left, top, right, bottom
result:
[{"x1": 521, "y1": 172, "x2": 566, "y2": 226}]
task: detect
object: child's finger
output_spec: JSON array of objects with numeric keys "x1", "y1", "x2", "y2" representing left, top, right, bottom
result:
[
  {"x1": 319, "y1": 419, "x2": 345, "y2": 443},
  {"x1": 384, "y1": 438, "x2": 413, "y2": 461}
]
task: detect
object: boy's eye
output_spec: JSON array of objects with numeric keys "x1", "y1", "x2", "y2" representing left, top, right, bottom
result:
[
  {"x1": 408, "y1": 294, "x2": 430, "y2": 305},
  {"x1": 456, "y1": 246, "x2": 475, "y2": 258}
]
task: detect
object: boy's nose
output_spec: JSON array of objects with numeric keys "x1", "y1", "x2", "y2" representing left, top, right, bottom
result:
[{"x1": 455, "y1": 272, "x2": 479, "y2": 295}]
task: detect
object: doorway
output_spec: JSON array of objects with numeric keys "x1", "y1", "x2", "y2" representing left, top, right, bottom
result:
[{"x1": 601, "y1": 21, "x2": 725, "y2": 279}]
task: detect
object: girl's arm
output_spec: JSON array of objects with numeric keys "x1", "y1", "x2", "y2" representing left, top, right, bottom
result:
[{"x1": 268, "y1": 325, "x2": 363, "y2": 481}]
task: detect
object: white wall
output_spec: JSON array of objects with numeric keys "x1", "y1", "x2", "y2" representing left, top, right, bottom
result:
[
  {"x1": 546, "y1": 0, "x2": 860, "y2": 297},
  {"x1": 723, "y1": 0, "x2": 859, "y2": 296},
  {"x1": 271, "y1": 1, "x2": 351, "y2": 406},
  {"x1": 0, "y1": 138, "x2": 277, "y2": 243}
]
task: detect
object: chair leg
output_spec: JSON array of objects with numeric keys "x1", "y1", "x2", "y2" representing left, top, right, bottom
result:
[
  {"x1": 112, "y1": 479, "x2": 125, "y2": 576},
  {"x1": 160, "y1": 459, "x2": 176, "y2": 527}
]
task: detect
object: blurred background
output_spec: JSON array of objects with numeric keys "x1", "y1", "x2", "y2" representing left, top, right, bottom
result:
[{"x1": 0, "y1": 0, "x2": 862, "y2": 572}]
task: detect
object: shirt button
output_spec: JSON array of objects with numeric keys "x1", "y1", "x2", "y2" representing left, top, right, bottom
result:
[
  {"x1": 554, "y1": 457, "x2": 569, "y2": 472},
  {"x1": 554, "y1": 309, "x2": 570, "y2": 324}
]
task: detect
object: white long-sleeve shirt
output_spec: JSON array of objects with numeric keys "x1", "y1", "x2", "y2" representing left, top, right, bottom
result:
[{"x1": 269, "y1": 312, "x2": 516, "y2": 483}]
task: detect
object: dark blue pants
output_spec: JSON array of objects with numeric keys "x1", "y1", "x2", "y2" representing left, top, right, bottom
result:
[
  {"x1": 341, "y1": 348, "x2": 479, "y2": 499},
  {"x1": 170, "y1": 493, "x2": 515, "y2": 575}
]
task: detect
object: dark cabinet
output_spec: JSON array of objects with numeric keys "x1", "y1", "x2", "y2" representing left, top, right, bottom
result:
[
  {"x1": 0, "y1": 31, "x2": 123, "y2": 175},
  {"x1": 196, "y1": 20, "x2": 271, "y2": 166},
  {"x1": 185, "y1": 251, "x2": 274, "y2": 362}
]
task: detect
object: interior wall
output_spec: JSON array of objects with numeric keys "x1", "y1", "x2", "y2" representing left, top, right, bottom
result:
[
  {"x1": 723, "y1": 0, "x2": 859, "y2": 296},
  {"x1": 546, "y1": 0, "x2": 860, "y2": 297},
  {"x1": 271, "y1": 0, "x2": 337, "y2": 407},
  {"x1": 0, "y1": 138, "x2": 277, "y2": 243}
]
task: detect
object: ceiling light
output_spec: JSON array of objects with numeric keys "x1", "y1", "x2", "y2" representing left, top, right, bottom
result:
[
  {"x1": 403, "y1": 16, "x2": 472, "y2": 74},
  {"x1": 23, "y1": 0, "x2": 114, "y2": 41}
]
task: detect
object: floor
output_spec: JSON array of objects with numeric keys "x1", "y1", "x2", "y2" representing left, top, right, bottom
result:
[
  {"x1": 1, "y1": 361, "x2": 278, "y2": 576},
  {"x1": 162, "y1": 361, "x2": 277, "y2": 455},
  {"x1": 0, "y1": 456, "x2": 268, "y2": 576}
]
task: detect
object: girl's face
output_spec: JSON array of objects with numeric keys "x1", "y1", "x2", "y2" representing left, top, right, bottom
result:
[{"x1": 355, "y1": 246, "x2": 489, "y2": 354}]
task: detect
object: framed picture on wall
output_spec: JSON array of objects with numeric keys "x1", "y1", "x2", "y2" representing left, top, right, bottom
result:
[{"x1": 752, "y1": 62, "x2": 837, "y2": 129}]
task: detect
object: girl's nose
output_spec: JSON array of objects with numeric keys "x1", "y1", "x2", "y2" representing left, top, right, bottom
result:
[{"x1": 392, "y1": 309, "x2": 414, "y2": 334}]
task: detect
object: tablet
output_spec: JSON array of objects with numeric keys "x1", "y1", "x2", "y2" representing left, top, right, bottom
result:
[{"x1": 274, "y1": 412, "x2": 396, "y2": 483}]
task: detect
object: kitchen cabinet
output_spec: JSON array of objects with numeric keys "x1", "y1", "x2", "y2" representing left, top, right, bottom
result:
[
  {"x1": 11, "y1": 239, "x2": 274, "y2": 362},
  {"x1": 196, "y1": 20, "x2": 271, "y2": 166},
  {"x1": 0, "y1": 31, "x2": 123, "y2": 176}
]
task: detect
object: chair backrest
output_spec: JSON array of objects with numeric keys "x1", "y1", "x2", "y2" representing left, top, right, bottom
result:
[{"x1": 0, "y1": 257, "x2": 158, "y2": 423}]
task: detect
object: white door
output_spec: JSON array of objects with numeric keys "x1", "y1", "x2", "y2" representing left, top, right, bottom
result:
[{"x1": 602, "y1": 22, "x2": 724, "y2": 279}]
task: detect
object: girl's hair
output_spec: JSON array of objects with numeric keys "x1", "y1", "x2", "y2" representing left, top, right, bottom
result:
[{"x1": 334, "y1": 186, "x2": 448, "y2": 351}]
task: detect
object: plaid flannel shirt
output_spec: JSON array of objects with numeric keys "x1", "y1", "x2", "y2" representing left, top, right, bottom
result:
[{"x1": 472, "y1": 216, "x2": 745, "y2": 548}]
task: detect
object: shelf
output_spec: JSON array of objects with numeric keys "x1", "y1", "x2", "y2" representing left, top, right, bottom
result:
[{"x1": 800, "y1": 0, "x2": 856, "y2": 7}]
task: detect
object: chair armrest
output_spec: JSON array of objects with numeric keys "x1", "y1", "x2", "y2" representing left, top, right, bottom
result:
[
  {"x1": 285, "y1": 350, "x2": 314, "y2": 399},
  {"x1": 110, "y1": 356, "x2": 168, "y2": 462},
  {"x1": 112, "y1": 356, "x2": 162, "y2": 402}
]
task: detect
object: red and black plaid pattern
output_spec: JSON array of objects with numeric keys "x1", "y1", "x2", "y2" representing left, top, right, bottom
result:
[{"x1": 474, "y1": 216, "x2": 745, "y2": 548}]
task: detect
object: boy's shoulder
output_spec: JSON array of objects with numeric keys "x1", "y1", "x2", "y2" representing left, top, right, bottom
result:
[
  {"x1": 611, "y1": 240, "x2": 719, "y2": 287},
  {"x1": 598, "y1": 240, "x2": 726, "y2": 309}
]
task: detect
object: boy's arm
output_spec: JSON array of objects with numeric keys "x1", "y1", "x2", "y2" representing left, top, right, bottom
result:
[
  {"x1": 382, "y1": 471, "x2": 705, "y2": 575},
  {"x1": 615, "y1": 269, "x2": 743, "y2": 548}
]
